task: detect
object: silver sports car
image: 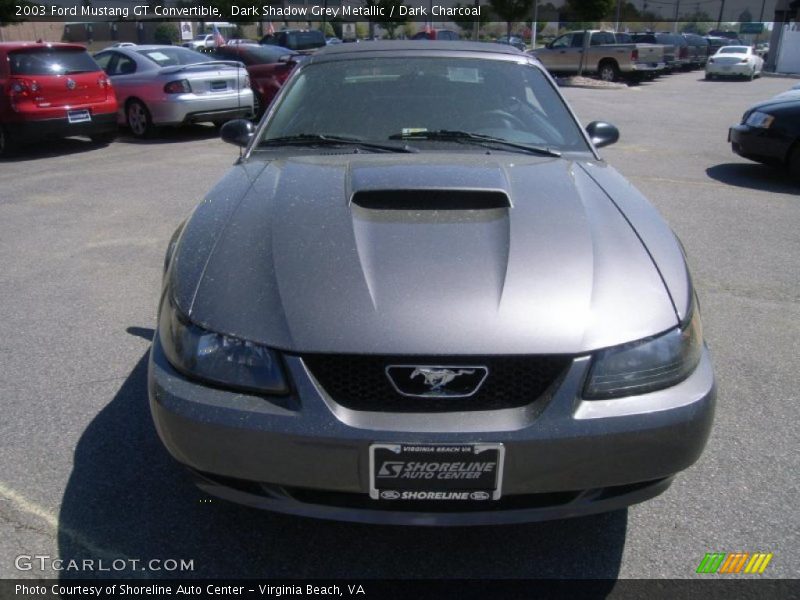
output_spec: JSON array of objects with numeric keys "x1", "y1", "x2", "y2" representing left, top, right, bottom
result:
[
  {"x1": 93, "y1": 45, "x2": 253, "y2": 137},
  {"x1": 149, "y1": 42, "x2": 715, "y2": 525}
]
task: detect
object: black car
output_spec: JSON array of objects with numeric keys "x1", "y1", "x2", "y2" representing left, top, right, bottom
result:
[
  {"x1": 705, "y1": 36, "x2": 741, "y2": 55},
  {"x1": 260, "y1": 29, "x2": 326, "y2": 53},
  {"x1": 729, "y1": 90, "x2": 800, "y2": 177}
]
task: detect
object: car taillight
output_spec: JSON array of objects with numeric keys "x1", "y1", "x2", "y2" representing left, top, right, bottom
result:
[
  {"x1": 8, "y1": 78, "x2": 31, "y2": 97},
  {"x1": 242, "y1": 74, "x2": 250, "y2": 89},
  {"x1": 631, "y1": 48, "x2": 639, "y2": 61},
  {"x1": 164, "y1": 79, "x2": 191, "y2": 94},
  {"x1": 739, "y1": 58, "x2": 748, "y2": 63},
  {"x1": 98, "y1": 76, "x2": 112, "y2": 89}
]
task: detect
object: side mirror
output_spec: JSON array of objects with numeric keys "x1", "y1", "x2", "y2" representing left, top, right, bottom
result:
[
  {"x1": 586, "y1": 121, "x2": 619, "y2": 148},
  {"x1": 220, "y1": 119, "x2": 255, "y2": 147}
]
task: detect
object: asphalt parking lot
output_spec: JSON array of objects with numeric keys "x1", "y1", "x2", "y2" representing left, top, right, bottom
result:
[{"x1": 0, "y1": 70, "x2": 797, "y2": 580}]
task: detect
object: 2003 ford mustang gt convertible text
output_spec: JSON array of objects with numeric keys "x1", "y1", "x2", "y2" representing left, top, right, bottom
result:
[{"x1": 148, "y1": 42, "x2": 715, "y2": 525}]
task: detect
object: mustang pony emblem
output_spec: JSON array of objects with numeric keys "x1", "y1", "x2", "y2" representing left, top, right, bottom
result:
[{"x1": 410, "y1": 367, "x2": 476, "y2": 391}]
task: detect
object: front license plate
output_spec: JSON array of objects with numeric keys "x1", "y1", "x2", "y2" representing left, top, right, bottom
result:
[
  {"x1": 67, "y1": 109, "x2": 91, "y2": 124},
  {"x1": 722, "y1": 66, "x2": 732, "y2": 71},
  {"x1": 369, "y1": 443, "x2": 504, "y2": 501}
]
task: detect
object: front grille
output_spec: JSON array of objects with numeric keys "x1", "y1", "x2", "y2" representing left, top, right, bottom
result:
[{"x1": 301, "y1": 354, "x2": 572, "y2": 412}]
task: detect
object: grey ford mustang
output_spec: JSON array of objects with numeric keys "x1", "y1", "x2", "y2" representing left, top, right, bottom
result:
[{"x1": 149, "y1": 42, "x2": 715, "y2": 525}]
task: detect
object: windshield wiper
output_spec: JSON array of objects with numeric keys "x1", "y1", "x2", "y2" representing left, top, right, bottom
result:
[
  {"x1": 388, "y1": 130, "x2": 561, "y2": 157},
  {"x1": 260, "y1": 134, "x2": 418, "y2": 153}
]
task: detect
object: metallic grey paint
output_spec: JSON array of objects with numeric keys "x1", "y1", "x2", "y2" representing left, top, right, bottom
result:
[{"x1": 150, "y1": 43, "x2": 715, "y2": 523}]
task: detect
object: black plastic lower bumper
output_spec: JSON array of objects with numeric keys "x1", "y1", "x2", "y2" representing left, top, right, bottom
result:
[{"x1": 5, "y1": 112, "x2": 117, "y2": 143}]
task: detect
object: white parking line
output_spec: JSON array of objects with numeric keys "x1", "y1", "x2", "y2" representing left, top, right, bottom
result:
[{"x1": 0, "y1": 480, "x2": 134, "y2": 562}]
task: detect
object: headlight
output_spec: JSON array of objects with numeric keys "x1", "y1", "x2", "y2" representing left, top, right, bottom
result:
[
  {"x1": 158, "y1": 293, "x2": 288, "y2": 395},
  {"x1": 584, "y1": 301, "x2": 703, "y2": 399},
  {"x1": 745, "y1": 111, "x2": 775, "y2": 129}
]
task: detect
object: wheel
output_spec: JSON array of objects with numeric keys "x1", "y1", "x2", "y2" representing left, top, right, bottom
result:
[
  {"x1": 705, "y1": 72, "x2": 714, "y2": 80},
  {"x1": 598, "y1": 61, "x2": 619, "y2": 82},
  {"x1": 477, "y1": 109, "x2": 527, "y2": 130},
  {"x1": 747, "y1": 68, "x2": 755, "y2": 81},
  {"x1": 126, "y1": 99, "x2": 152, "y2": 138},
  {"x1": 90, "y1": 131, "x2": 117, "y2": 145}
]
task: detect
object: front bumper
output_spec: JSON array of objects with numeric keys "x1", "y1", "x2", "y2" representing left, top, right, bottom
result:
[
  {"x1": 148, "y1": 89, "x2": 254, "y2": 125},
  {"x1": 729, "y1": 124, "x2": 792, "y2": 164},
  {"x1": 4, "y1": 112, "x2": 117, "y2": 143},
  {"x1": 148, "y1": 337, "x2": 715, "y2": 525}
]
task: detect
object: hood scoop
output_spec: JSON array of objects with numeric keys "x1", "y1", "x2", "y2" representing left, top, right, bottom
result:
[{"x1": 351, "y1": 189, "x2": 510, "y2": 210}]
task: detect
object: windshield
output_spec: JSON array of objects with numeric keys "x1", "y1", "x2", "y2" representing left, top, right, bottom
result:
[
  {"x1": 137, "y1": 47, "x2": 212, "y2": 66},
  {"x1": 719, "y1": 47, "x2": 748, "y2": 54},
  {"x1": 258, "y1": 56, "x2": 590, "y2": 153}
]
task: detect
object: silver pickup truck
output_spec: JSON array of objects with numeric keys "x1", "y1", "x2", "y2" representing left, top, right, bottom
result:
[{"x1": 532, "y1": 30, "x2": 665, "y2": 81}]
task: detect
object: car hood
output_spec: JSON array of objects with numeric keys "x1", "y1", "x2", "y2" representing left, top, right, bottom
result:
[
  {"x1": 171, "y1": 154, "x2": 682, "y2": 355},
  {"x1": 754, "y1": 89, "x2": 800, "y2": 110}
]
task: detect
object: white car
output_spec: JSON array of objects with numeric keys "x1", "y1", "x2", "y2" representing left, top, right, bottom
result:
[
  {"x1": 183, "y1": 34, "x2": 215, "y2": 50},
  {"x1": 705, "y1": 45, "x2": 763, "y2": 80},
  {"x1": 93, "y1": 45, "x2": 253, "y2": 137}
]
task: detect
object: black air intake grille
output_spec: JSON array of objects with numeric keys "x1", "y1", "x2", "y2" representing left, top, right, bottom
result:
[
  {"x1": 351, "y1": 189, "x2": 510, "y2": 210},
  {"x1": 301, "y1": 354, "x2": 572, "y2": 412}
]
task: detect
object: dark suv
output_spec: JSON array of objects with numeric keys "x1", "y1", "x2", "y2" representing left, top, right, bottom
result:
[
  {"x1": 260, "y1": 29, "x2": 326, "y2": 53},
  {"x1": 631, "y1": 32, "x2": 690, "y2": 71},
  {"x1": 682, "y1": 33, "x2": 709, "y2": 68}
]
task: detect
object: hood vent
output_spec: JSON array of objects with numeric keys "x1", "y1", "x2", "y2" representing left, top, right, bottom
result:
[{"x1": 351, "y1": 189, "x2": 511, "y2": 211}]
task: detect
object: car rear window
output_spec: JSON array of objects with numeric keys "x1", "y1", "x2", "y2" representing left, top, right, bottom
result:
[
  {"x1": 137, "y1": 47, "x2": 212, "y2": 66},
  {"x1": 719, "y1": 46, "x2": 748, "y2": 54},
  {"x1": 9, "y1": 48, "x2": 100, "y2": 75},
  {"x1": 286, "y1": 31, "x2": 325, "y2": 51}
]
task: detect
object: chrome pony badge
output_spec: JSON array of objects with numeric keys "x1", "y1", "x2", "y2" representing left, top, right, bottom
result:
[
  {"x1": 66, "y1": 78, "x2": 77, "y2": 90},
  {"x1": 386, "y1": 365, "x2": 489, "y2": 398}
]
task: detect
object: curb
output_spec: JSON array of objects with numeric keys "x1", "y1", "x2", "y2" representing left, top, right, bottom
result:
[
  {"x1": 555, "y1": 76, "x2": 628, "y2": 90},
  {"x1": 762, "y1": 71, "x2": 800, "y2": 80}
]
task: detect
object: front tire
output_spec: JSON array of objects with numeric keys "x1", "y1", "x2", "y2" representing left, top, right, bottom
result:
[
  {"x1": 705, "y1": 72, "x2": 713, "y2": 80},
  {"x1": 598, "y1": 61, "x2": 619, "y2": 82},
  {"x1": 126, "y1": 100, "x2": 153, "y2": 138}
]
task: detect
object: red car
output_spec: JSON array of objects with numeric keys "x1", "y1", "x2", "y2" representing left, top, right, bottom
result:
[
  {"x1": 0, "y1": 42, "x2": 118, "y2": 156},
  {"x1": 209, "y1": 44, "x2": 300, "y2": 118}
]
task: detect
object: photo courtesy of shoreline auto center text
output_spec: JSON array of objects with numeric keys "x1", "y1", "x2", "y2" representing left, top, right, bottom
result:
[{"x1": 0, "y1": 0, "x2": 798, "y2": 597}]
